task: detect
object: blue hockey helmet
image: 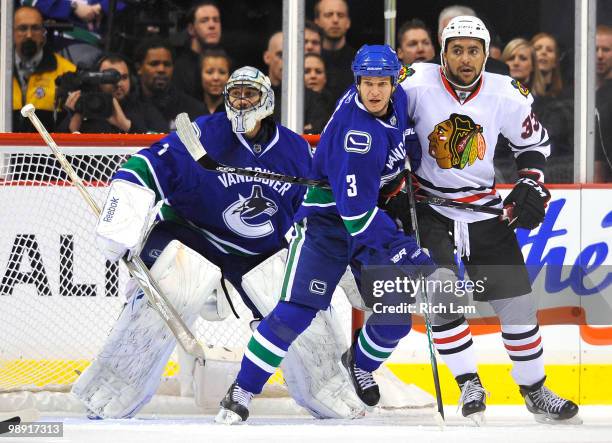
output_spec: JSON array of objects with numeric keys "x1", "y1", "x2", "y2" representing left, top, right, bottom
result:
[{"x1": 351, "y1": 44, "x2": 402, "y2": 86}]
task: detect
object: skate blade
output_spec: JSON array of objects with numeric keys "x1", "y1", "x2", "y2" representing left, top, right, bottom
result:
[
  {"x1": 533, "y1": 413, "x2": 583, "y2": 425},
  {"x1": 467, "y1": 411, "x2": 486, "y2": 427},
  {"x1": 214, "y1": 408, "x2": 244, "y2": 425}
]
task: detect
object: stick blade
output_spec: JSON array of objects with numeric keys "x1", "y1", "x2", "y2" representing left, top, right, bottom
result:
[{"x1": 175, "y1": 113, "x2": 206, "y2": 161}]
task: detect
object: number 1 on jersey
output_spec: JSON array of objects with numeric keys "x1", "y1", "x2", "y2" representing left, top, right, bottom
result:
[{"x1": 346, "y1": 174, "x2": 358, "y2": 197}]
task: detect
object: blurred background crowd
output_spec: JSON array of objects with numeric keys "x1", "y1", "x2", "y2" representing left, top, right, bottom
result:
[{"x1": 6, "y1": 0, "x2": 612, "y2": 182}]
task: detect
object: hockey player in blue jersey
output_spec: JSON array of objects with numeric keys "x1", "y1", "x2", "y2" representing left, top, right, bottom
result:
[
  {"x1": 216, "y1": 45, "x2": 435, "y2": 424},
  {"x1": 72, "y1": 66, "x2": 364, "y2": 420}
]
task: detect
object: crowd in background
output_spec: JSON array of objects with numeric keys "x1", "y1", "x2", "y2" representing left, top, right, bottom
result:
[{"x1": 9, "y1": 0, "x2": 612, "y2": 182}]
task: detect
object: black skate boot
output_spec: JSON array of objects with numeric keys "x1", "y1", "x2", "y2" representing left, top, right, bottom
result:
[
  {"x1": 341, "y1": 332, "x2": 380, "y2": 407},
  {"x1": 519, "y1": 377, "x2": 581, "y2": 424},
  {"x1": 215, "y1": 382, "x2": 253, "y2": 424},
  {"x1": 456, "y1": 373, "x2": 488, "y2": 425}
]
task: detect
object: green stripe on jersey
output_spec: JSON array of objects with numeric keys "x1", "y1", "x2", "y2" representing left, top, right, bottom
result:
[
  {"x1": 247, "y1": 336, "x2": 284, "y2": 369},
  {"x1": 280, "y1": 223, "x2": 305, "y2": 301},
  {"x1": 303, "y1": 187, "x2": 335, "y2": 206},
  {"x1": 121, "y1": 155, "x2": 161, "y2": 201},
  {"x1": 358, "y1": 330, "x2": 393, "y2": 359},
  {"x1": 342, "y1": 208, "x2": 376, "y2": 236}
]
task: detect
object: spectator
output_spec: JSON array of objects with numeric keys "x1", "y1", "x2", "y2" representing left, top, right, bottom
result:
[
  {"x1": 314, "y1": 0, "x2": 355, "y2": 100},
  {"x1": 595, "y1": 25, "x2": 612, "y2": 182},
  {"x1": 59, "y1": 53, "x2": 147, "y2": 133},
  {"x1": 529, "y1": 33, "x2": 573, "y2": 181},
  {"x1": 304, "y1": 53, "x2": 327, "y2": 93},
  {"x1": 531, "y1": 33, "x2": 565, "y2": 98},
  {"x1": 12, "y1": 6, "x2": 76, "y2": 132},
  {"x1": 502, "y1": 38, "x2": 545, "y2": 93},
  {"x1": 263, "y1": 31, "x2": 283, "y2": 93},
  {"x1": 596, "y1": 25, "x2": 612, "y2": 89},
  {"x1": 20, "y1": 0, "x2": 126, "y2": 67},
  {"x1": 134, "y1": 37, "x2": 207, "y2": 133},
  {"x1": 432, "y1": 5, "x2": 509, "y2": 75},
  {"x1": 173, "y1": 1, "x2": 223, "y2": 100},
  {"x1": 501, "y1": 38, "x2": 572, "y2": 182},
  {"x1": 304, "y1": 53, "x2": 334, "y2": 131},
  {"x1": 200, "y1": 49, "x2": 231, "y2": 115},
  {"x1": 396, "y1": 18, "x2": 435, "y2": 65},
  {"x1": 489, "y1": 34, "x2": 503, "y2": 60},
  {"x1": 305, "y1": 20, "x2": 323, "y2": 55},
  {"x1": 263, "y1": 32, "x2": 328, "y2": 133}
]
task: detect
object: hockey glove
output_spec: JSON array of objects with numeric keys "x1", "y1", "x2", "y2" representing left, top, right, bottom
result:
[
  {"x1": 388, "y1": 236, "x2": 436, "y2": 277},
  {"x1": 95, "y1": 180, "x2": 157, "y2": 262},
  {"x1": 378, "y1": 171, "x2": 419, "y2": 235},
  {"x1": 503, "y1": 176, "x2": 551, "y2": 230}
]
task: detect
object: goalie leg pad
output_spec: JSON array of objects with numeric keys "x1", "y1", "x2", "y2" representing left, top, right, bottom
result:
[
  {"x1": 72, "y1": 240, "x2": 221, "y2": 418},
  {"x1": 240, "y1": 250, "x2": 365, "y2": 419}
]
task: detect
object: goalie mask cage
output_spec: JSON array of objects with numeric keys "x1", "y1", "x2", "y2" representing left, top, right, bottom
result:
[{"x1": 0, "y1": 133, "x2": 379, "y2": 416}]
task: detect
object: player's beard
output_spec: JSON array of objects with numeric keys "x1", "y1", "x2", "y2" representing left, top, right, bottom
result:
[{"x1": 447, "y1": 67, "x2": 475, "y2": 88}]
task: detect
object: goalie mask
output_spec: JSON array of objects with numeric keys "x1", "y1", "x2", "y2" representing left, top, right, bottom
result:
[
  {"x1": 224, "y1": 66, "x2": 275, "y2": 134},
  {"x1": 440, "y1": 16, "x2": 490, "y2": 89}
]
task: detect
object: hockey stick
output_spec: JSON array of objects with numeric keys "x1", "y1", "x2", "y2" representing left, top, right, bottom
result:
[
  {"x1": 174, "y1": 113, "x2": 508, "y2": 219},
  {"x1": 175, "y1": 113, "x2": 331, "y2": 188},
  {"x1": 406, "y1": 172, "x2": 445, "y2": 422},
  {"x1": 0, "y1": 409, "x2": 40, "y2": 434},
  {"x1": 20, "y1": 104, "x2": 207, "y2": 362}
]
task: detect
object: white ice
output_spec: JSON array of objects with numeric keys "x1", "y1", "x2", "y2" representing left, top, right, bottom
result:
[{"x1": 3, "y1": 406, "x2": 611, "y2": 443}]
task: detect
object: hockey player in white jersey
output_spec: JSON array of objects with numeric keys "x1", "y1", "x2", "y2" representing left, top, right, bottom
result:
[{"x1": 399, "y1": 16, "x2": 580, "y2": 424}]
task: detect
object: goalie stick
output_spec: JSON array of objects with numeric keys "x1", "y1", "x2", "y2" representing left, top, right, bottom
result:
[
  {"x1": 174, "y1": 113, "x2": 509, "y2": 219},
  {"x1": 20, "y1": 104, "x2": 207, "y2": 362}
]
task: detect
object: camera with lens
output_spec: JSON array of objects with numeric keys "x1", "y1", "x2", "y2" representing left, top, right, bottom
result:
[{"x1": 56, "y1": 69, "x2": 121, "y2": 120}]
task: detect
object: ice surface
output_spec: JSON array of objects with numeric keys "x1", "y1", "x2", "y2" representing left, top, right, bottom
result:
[{"x1": 3, "y1": 406, "x2": 610, "y2": 443}]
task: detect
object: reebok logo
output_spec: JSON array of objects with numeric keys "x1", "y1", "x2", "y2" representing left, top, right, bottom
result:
[
  {"x1": 103, "y1": 197, "x2": 119, "y2": 222},
  {"x1": 391, "y1": 248, "x2": 407, "y2": 264}
]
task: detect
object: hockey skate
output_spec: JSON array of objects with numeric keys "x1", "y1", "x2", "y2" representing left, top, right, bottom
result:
[
  {"x1": 215, "y1": 382, "x2": 253, "y2": 425},
  {"x1": 341, "y1": 336, "x2": 380, "y2": 407},
  {"x1": 519, "y1": 377, "x2": 581, "y2": 425},
  {"x1": 457, "y1": 373, "x2": 488, "y2": 426}
]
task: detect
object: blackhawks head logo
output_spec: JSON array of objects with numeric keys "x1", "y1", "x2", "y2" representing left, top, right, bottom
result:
[{"x1": 427, "y1": 113, "x2": 486, "y2": 169}]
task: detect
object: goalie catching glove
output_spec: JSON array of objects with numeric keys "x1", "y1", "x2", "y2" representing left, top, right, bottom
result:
[
  {"x1": 503, "y1": 172, "x2": 551, "y2": 230},
  {"x1": 95, "y1": 179, "x2": 157, "y2": 262}
]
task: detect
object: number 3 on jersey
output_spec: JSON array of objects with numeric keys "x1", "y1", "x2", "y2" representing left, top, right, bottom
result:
[{"x1": 346, "y1": 174, "x2": 358, "y2": 197}]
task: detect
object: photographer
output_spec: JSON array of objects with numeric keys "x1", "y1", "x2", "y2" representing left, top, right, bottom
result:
[
  {"x1": 58, "y1": 54, "x2": 147, "y2": 133},
  {"x1": 12, "y1": 6, "x2": 76, "y2": 132}
]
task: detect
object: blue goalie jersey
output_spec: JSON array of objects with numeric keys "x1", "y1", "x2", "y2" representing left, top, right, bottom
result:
[
  {"x1": 113, "y1": 113, "x2": 312, "y2": 257},
  {"x1": 296, "y1": 84, "x2": 421, "y2": 252}
]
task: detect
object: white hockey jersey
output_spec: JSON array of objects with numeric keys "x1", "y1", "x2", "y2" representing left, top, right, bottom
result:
[{"x1": 399, "y1": 63, "x2": 550, "y2": 222}]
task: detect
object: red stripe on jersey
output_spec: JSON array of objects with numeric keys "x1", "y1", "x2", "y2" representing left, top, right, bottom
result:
[
  {"x1": 454, "y1": 188, "x2": 497, "y2": 203},
  {"x1": 433, "y1": 327, "x2": 470, "y2": 344},
  {"x1": 504, "y1": 336, "x2": 542, "y2": 352}
]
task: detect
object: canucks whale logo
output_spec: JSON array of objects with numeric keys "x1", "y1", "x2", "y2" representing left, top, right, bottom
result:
[{"x1": 222, "y1": 185, "x2": 278, "y2": 238}]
